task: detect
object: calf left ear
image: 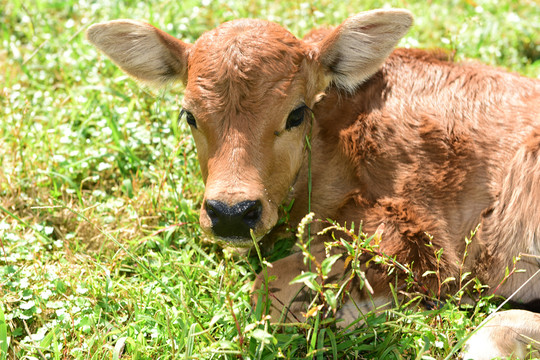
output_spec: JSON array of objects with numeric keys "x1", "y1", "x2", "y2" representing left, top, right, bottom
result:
[
  {"x1": 316, "y1": 9, "x2": 413, "y2": 92},
  {"x1": 87, "y1": 20, "x2": 192, "y2": 87}
]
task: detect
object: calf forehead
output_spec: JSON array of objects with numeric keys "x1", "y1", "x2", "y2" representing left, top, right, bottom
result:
[{"x1": 186, "y1": 19, "x2": 307, "y2": 113}]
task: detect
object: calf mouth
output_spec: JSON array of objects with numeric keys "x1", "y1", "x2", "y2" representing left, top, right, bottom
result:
[{"x1": 214, "y1": 236, "x2": 258, "y2": 249}]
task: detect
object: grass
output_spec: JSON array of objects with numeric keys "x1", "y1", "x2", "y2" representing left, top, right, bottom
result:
[{"x1": 1, "y1": 0, "x2": 539, "y2": 358}]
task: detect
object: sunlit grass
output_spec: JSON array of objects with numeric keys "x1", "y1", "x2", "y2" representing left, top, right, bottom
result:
[{"x1": 1, "y1": 0, "x2": 539, "y2": 358}]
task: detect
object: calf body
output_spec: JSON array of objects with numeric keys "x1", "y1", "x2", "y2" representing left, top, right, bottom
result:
[
  {"x1": 87, "y1": 9, "x2": 540, "y2": 358},
  {"x1": 258, "y1": 47, "x2": 540, "y2": 323}
]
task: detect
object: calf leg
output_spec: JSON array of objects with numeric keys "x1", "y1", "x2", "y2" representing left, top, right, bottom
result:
[
  {"x1": 253, "y1": 195, "x2": 462, "y2": 324},
  {"x1": 461, "y1": 310, "x2": 540, "y2": 360},
  {"x1": 252, "y1": 240, "x2": 385, "y2": 325},
  {"x1": 475, "y1": 127, "x2": 540, "y2": 304},
  {"x1": 252, "y1": 248, "x2": 313, "y2": 323}
]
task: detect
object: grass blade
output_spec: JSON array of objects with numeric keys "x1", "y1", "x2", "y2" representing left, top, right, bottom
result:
[{"x1": 0, "y1": 305, "x2": 7, "y2": 360}]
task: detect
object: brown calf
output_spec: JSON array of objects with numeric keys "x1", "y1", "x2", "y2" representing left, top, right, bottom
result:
[{"x1": 87, "y1": 9, "x2": 540, "y2": 358}]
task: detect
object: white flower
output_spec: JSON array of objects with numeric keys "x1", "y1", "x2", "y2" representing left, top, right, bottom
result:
[
  {"x1": 76, "y1": 286, "x2": 88, "y2": 295},
  {"x1": 19, "y1": 278, "x2": 29, "y2": 289},
  {"x1": 97, "y1": 162, "x2": 112, "y2": 172},
  {"x1": 52, "y1": 154, "x2": 66, "y2": 163},
  {"x1": 41, "y1": 289, "x2": 53, "y2": 300},
  {"x1": 20, "y1": 300, "x2": 35, "y2": 310}
]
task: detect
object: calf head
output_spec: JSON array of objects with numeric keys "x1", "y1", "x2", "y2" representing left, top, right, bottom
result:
[{"x1": 87, "y1": 9, "x2": 412, "y2": 247}]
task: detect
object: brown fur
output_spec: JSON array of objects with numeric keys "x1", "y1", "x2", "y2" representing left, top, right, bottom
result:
[
  {"x1": 87, "y1": 10, "x2": 540, "y2": 357},
  {"x1": 257, "y1": 48, "x2": 540, "y2": 358},
  {"x1": 281, "y1": 48, "x2": 539, "y2": 316}
]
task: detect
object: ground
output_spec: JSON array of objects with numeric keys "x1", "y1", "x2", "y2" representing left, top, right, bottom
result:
[{"x1": 0, "y1": 0, "x2": 539, "y2": 358}]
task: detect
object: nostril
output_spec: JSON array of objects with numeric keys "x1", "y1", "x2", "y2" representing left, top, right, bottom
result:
[
  {"x1": 244, "y1": 208, "x2": 259, "y2": 222},
  {"x1": 204, "y1": 200, "x2": 220, "y2": 225},
  {"x1": 241, "y1": 200, "x2": 262, "y2": 227},
  {"x1": 206, "y1": 207, "x2": 217, "y2": 221}
]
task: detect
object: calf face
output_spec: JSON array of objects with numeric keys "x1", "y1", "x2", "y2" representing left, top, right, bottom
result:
[{"x1": 87, "y1": 10, "x2": 413, "y2": 246}]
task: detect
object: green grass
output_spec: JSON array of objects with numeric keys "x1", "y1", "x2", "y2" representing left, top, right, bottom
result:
[{"x1": 1, "y1": 0, "x2": 539, "y2": 358}]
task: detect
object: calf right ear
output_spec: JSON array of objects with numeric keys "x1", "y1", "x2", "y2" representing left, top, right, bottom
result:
[
  {"x1": 86, "y1": 20, "x2": 191, "y2": 87},
  {"x1": 316, "y1": 9, "x2": 413, "y2": 92}
]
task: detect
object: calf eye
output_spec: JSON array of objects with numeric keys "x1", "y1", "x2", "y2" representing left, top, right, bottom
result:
[
  {"x1": 286, "y1": 105, "x2": 309, "y2": 130},
  {"x1": 180, "y1": 109, "x2": 197, "y2": 129}
]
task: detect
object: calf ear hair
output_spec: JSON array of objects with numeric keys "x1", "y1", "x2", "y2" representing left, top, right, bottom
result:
[
  {"x1": 86, "y1": 20, "x2": 192, "y2": 87},
  {"x1": 317, "y1": 9, "x2": 413, "y2": 92}
]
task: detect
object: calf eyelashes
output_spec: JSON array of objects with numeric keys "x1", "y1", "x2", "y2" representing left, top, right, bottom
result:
[
  {"x1": 275, "y1": 104, "x2": 313, "y2": 136},
  {"x1": 179, "y1": 109, "x2": 197, "y2": 128},
  {"x1": 286, "y1": 104, "x2": 310, "y2": 130}
]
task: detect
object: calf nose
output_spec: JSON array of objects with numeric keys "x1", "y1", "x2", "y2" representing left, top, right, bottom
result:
[{"x1": 205, "y1": 199, "x2": 263, "y2": 239}]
